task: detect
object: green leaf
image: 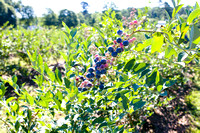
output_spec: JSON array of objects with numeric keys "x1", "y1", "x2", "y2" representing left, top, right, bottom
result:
[
  {"x1": 70, "y1": 28, "x2": 77, "y2": 38},
  {"x1": 98, "y1": 122, "x2": 108, "y2": 129},
  {"x1": 178, "y1": 52, "x2": 188, "y2": 62},
  {"x1": 15, "y1": 121, "x2": 20, "y2": 131},
  {"x1": 123, "y1": 58, "x2": 135, "y2": 72},
  {"x1": 6, "y1": 97, "x2": 16, "y2": 104},
  {"x1": 140, "y1": 69, "x2": 151, "y2": 78},
  {"x1": 171, "y1": 0, "x2": 176, "y2": 7},
  {"x1": 132, "y1": 63, "x2": 150, "y2": 74},
  {"x1": 64, "y1": 78, "x2": 71, "y2": 88},
  {"x1": 160, "y1": 91, "x2": 168, "y2": 96},
  {"x1": 146, "y1": 70, "x2": 157, "y2": 86},
  {"x1": 189, "y1": 25, "x2": 200, "y2": 49},
  {"x1": 92, "y1": 117, "x2": 104, "y2": 125},
  {"x1": 132, "y1": 84, "x2": 140, "y2": 92},
  {"x1": 27, "y1": 94, "x2": 34, "y2": 105},
  {"x1": 193, "y1": 36, "x2": 200, "y2": 44},
  {"x1": 133, "y1": 100, "x2": 146, "y2": 111},
  {"x1": 165, "y1": 45, "x2": 177, "y2": 58},
  {"x1": 172, "y1": 4, "x2": 184, "y2": 18},
  {"x1": 121, "y1": 94, "x2": 129, "y2": 110},
  {"x1": 187, "y1": 8, "x2": 200, "y2": 24},
  {"x1": 165, "y1": 80, "x2": 177, "y2": 87},
  {"x1": 12, "y1": 75, "x2": 17, "y2": 84},
  {"x1": 151, "y1": 35, "x2": 164, "y2": 53},
  {"x1": 55, "y1": 68, "x2": 62, "y2": 85},
  {"x1": 157, "y1": 85, "x2": 163, "y2": 92},
  {"x1": 135, "y1": 39, "x2": 152, "y2": 51},
  {"x1": 62, "y1": 22, "x2": 70, "y2": 34}
]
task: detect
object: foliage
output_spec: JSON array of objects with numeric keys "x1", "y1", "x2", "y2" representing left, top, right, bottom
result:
[
  {"x1": 0, "y1": 0, "x2": 17, "y2": 27},
  {"x1": 43, "y1": 8, "x2": 58, "y2": 26},
  {"x1": 58, "y1": 9, "x2": 78, "y2": 28},
  {"x1": 0, "y1": 2, "x2": 200, "y2": 133}
]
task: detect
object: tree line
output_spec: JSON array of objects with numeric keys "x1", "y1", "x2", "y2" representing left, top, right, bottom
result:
[{"x1": 0, "y1": 0, "x2": 192, "y2": 28}]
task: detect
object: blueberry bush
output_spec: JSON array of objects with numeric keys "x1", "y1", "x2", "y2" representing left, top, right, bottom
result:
[{"x1": 0, "y1": 1, "x2": 200, "y2": 132}]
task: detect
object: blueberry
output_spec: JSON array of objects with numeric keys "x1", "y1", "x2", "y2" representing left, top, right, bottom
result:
[
  {"x1": 108, "y1": 47, "x2": 114, "y2": 53},
  {"x1": 94, "y1": 57, "x2": 99, "y2": 63},
  {"x1": 96, "y1": 61, "x2": 101, "y2": 67},
  {"x1": 123, "y1": 40, "x2": 129, "y2": 46},
  {"x1": 86, "y1": 73, "x2": 91, "y2": 78},
  {"x1": 78, "y1": 87, "x2": 82, "y2": 91},
  {"x1": 116, "y1": 47, "x2": 123, "y2": 53},
  {"x1": 100, "y1": 64, "x2": 105, "y2": 69},
  {"x1": 99, "y1": 84, "x2": 104, "y2": 90},
  {"x1": 87, "y1": 83, "x2": 92, "y2": 87},
  {"x1": 183, "y1": 34, "x2": 189, "y2": 44},
  {"x1": 82, "y1": 88, "x2": 87, "y2": 92},
  {"x1": 88, "y1": 67, "x2": 94, "y2": 73},
  {"x1": 101, "y1": 59, "x2": 107, "y2": 64},
  {"x1": 116, "y1": 38, "x2": 122, "y2": 43},
  {"x1": 111, "y1": 52, "x2": 118, "y2": 57},
  {"x1": 96, "y1": 75, "x2": 101, "y2": 79},
  {"x1": 96, "y1": 70, "x2": 101, "y2": 75},
  {"x1": 94, "y1": 58, "x2": 98, "y2": 63},
  {"x1": 101, "y1": 69, "x2": 106, "y2": 74},
  {"x1": 95, "y1": 66, "x2": 99, "y2": 70},
  {"x1": 90, "y1": 79, "x2": 94, "y2": 82},
  {"x1": 117, "y1": 30, "x2": 123, "y2": 35},
  {"x1": 79, "y1": 76, "x2": 84, "y2": 80}
]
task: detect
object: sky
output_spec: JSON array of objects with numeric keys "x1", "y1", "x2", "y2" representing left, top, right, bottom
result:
[{"x1": 14, "y1": 0, "x2": 198, "y2": 17}]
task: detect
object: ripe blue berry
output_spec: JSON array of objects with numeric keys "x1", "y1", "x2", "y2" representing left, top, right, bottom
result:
[
  {"x1": 88, "y1": 67, "x2": 94, "y2": 73},
  {"x1": 87, "y1": 83, "x2": 92, "y2": 87},
  {"x1": 82, "y1": 88, "x2": 87, "y2": 92},
  {"x1": 101, "y1": 59, "x2": 107, "y2": 64},
  {"x1": 108, "y1": 47, "x2": 114, "y2": 53},
  {"x1": 111, "y1": 52, "x2": 118, "y2": 57},
  {"x1": 96, "y1": 61, "x2": 101, "y2": 67},
  {"x1": 116, "y1": 38, "x2": 122, "y2": 43},
  {"x1": 101, "y1": 69, "x2": 106, "y2": 74},
  {"x1": 86, "y1": 73, "x2": 94, "y2": 78},
  {"x1": 117, "y1": 30, "x2": 123, "y2": 35},
  {"x1": 79, "y1": 76, "x2": 84, "y2": 80},
  {"x1": 86, "y1": 73, "x2": 91, "y2": 78},
  {"x1": 96, "y1": 70, "x2": 101, "y2": 75},
  {"x1": 99, "y1": 84, "x2": 104, "y2": 90},
  {"x1": 90, "y1": 79, "x2": 94, "y2": 82},
  {"x1": 123, "y1": 40, "x2": 129, "y2": 46},
  {"x1": 78, "y1": 87, "x2": 82, "y2": 91},
  {"x1": 116, "y1": 47, "x2": 123, "y2": 53},
  {"x1": 96, "y1": 75, "x2": 100, "y2": 79}
]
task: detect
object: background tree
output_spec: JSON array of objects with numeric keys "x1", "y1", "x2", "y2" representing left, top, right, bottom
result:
[
  {"x1": 81, "y1": 1, "x2": 89, "y2": 15},
  {"x1": 164, "y1": 2, "x2": 173, "y2": 18},
  {"x1": 43, "y1": 8, "x2": 58, "y2": 26},
  {"x1": 20, "y1": 5, "x2": 35, "y2": 26},
  {"x1": 58, "y1": 9, "x2": 78, "y2": 27},
  {"x1": 0, "y1": 0, "x2": 17, "y2": 27}
]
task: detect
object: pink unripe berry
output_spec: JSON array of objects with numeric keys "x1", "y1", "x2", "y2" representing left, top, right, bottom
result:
[
  {"x1": 132, "y1": 37, "x2": 136, "y2": 41},
  {"x1": 133, "y1": 20, "x2": 138, "y2": 24},
  {"x1": 129, "y1": 22, "x2": 134, "y2": 25},
  {"x1": 107, "y1": 59, "x2": 110, "y2": 63},
  {"x1": 104, "y1": 64, "x2": 109, "y2": 68},
  {"x1": 120, "y1": 43, "x2": 124, "y2": 48},
  {"x1": 95, "y1": 54, "x2": 99, "y2": 57},
  {"x1": 113, "y1": 40, "x2": 117, "y2": 44}
]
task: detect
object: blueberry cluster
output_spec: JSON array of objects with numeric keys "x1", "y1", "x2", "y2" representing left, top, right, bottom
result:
[
  {"x1": 107, "y1": 30, "x2": 132, "y2": 57},
  {"x1": 76, "y1": 30, "x2": 136, "y2": 92}
]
